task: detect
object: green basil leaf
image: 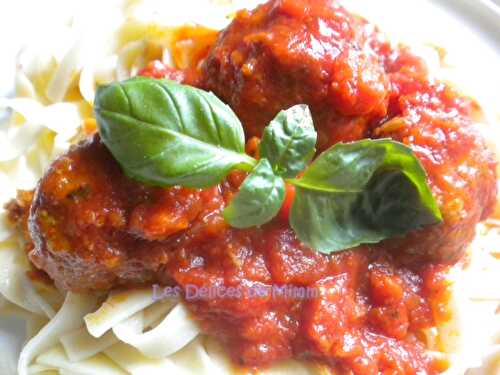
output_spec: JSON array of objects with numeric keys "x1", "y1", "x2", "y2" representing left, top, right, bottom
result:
[
  {"x1": 94, "y1": 77, "x2": 256, "y2": 188},
  {"x1": 289, "y1": 139, "x2": 442, "y2": 253},
  {"x1": 259, "y1": 105, "x2": 317, "y2": 178},
  {"x1": 224, "y1": 159, "x2": 285, "y2": 228}
]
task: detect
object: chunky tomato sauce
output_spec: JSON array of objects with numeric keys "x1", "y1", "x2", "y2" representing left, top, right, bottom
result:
[
  {"x1": 6, "y1": 0, "x2": 498, "y2": 374},
  {"x1": 18, "y1": 138, "x2": 453, "y2": 373}
]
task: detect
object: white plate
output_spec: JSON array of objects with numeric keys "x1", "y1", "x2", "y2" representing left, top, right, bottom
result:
[{"x1": 0, "y1": 1, "x2": 499, "y2": 374}]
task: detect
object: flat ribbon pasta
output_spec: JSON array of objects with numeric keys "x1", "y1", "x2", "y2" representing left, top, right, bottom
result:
[
  {"x1": 18, "y1": 293, "x2": 99, "y2": 375},
  {"x1": 112, "y1": 301, "x2": 199, "y2": 358},
  {"x1": 84, "y1": 288, "x2": 156, "y2": 338},
  {"x1": 34, "y1": 345, "x2": 126, "y2": 375},
  {"x1": 0, "y1": 1, "x2": 499, "y2": 375}
]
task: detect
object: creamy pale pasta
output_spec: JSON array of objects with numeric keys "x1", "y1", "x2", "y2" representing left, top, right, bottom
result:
[{"x1": 0, "y1": 0, "x2": 499, "y2": 374}]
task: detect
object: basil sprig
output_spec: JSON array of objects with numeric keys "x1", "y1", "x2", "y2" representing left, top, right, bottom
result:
[
  {"x1": 95, "y1": 77, "x2": 443, "y2": 254},
  {"x1": 223, "y1": 159, "x2": 285, "y2": 228},
  {"x1": 289, "y1": 140, "x2": 443, "y2": 252},
  {"x1": 94, "y1": 77, "x2": 256, "y2": 188},
  {"x1": 259, "y1": 104, "x2": 317, "y2": 178}
]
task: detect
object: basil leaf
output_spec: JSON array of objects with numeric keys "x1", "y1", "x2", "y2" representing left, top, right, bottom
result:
[
  {"x1": 259, "y1": 105, "x2": 317, "y2": 178},
  {"x1": 94, "y1": 77, "x2": 256, "y2": 188},
  {"x1": 289, "y1": 139, "x2": 442, "y2": 253},
  {"x1": 224, "y1": 159, "x2": 285, "y2": 228}
]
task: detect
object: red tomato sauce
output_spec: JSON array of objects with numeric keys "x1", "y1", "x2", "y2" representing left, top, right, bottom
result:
[
  {"x1": 134, "y1": 0, "x2": 495, "y2": 370},
  {"x1": 167, "y1": 222, "x2": 453, "y2": 374},
  {"x1": 24, "y1": 136, "x2": 456, "y2": 373}
]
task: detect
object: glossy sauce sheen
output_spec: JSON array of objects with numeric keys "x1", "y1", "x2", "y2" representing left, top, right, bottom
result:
[{"x1": 10, "y1": 0, "x2": 498, "y2": 374}]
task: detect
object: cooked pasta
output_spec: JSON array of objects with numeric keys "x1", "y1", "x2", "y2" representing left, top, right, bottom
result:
[{"x1": 0, "y1": 1, "x2": 499, "y2": 374}]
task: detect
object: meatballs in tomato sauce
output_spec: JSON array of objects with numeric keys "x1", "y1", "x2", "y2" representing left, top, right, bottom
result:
[
  {"x1": 7, "y1": 0, "x2": 498, "y2": 373},
  {"x1": 200, "y1": 0, "x2": 496, "y2": 263},
  {"x1": 201, "y1": 0, "x2": 391, "y2": 149}
]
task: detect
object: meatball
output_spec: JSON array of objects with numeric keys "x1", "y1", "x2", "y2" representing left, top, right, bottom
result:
[
  {"x1": 201, "y1": 0, "x2": 390, "y2": 149},
  {"x1": 375, "y1": 48, "x2": 498, "y2": 262},
  {"x1": 28, "y1": 135, "x2": 230, "y2": 291},
  {"x1": 200, "y1": 0, "x2": 496, "y2": 263}
]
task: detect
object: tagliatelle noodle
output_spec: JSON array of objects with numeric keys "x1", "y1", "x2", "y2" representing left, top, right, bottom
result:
[
  {"x1": 79, "y1": 55, "x2": 118, "y2": 104},
  {"x1": 60, "y1": 328, "x2": 118, "y2": 362},
  {"x1": 103, "y1": 336, "x2": 240, "y2": 375},
  {"x1": 104, "y1": 342, "x2": 179, "y2": 374},
  {"x1": 18, "y1": 293, "x2": 99, "y2": 375},
  {"x1": 84, "y1": 289, "x2": 200, "y2": 360},
  {"x1": 112, "y1": 301, "x2": 200, "y2": 358},
  {"x1": 0, "y1": 239, "x2": 48, "y2": 315},
  {"x1": 116, "y1": 41, "x2": 149, "y2": 81},
  {"x1": 34, "y1": 345, "x2": 126, "y2": 375},
  {"x1": 45, "y1": 39, "x2": 89, "y2": 103},
  {"x1": 84, "y1": 288, "x2": 156, "y2": 338}
]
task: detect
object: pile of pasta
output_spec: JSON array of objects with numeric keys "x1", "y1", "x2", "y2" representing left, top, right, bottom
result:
[{"x1": 0, "y1": 0, "x2": 499, "y2": 374}]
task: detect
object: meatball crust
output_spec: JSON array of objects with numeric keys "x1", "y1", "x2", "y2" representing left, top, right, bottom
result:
[
  {"x1": 28, "y1": 135, "x2": 231, "y2": 291},
  {"x1": 202, "y1": 0, "x2": 390, "y2": 149}
]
